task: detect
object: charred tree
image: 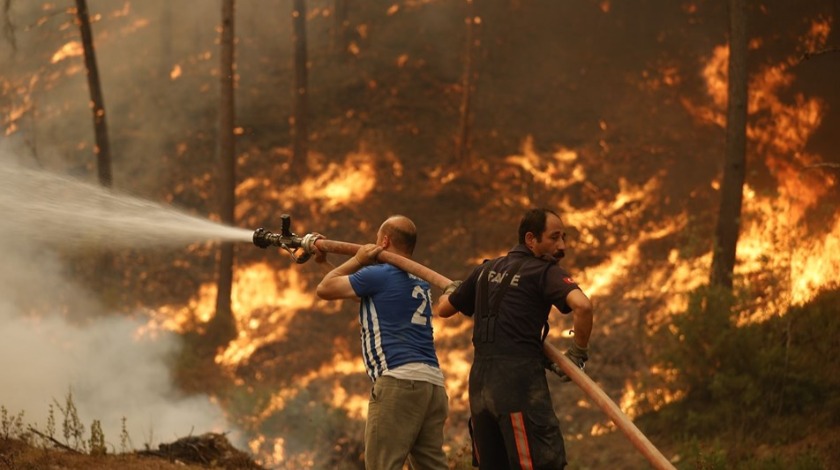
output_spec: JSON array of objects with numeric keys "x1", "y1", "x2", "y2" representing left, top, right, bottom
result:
[
  {"x1": 457, "y1": 0, "x2": 479, "y2": 166},
  {"x1": 75, "y1": 0, "x2": 112, "y2": 187},
  {"x1": 710, "y1": 0, "x2": 748, "y2": 290},
  {"x1": 332, "y1": 0, "x2": 350, "y2": 59},
  {"x1": 209, "y1": 0, "x2": 237, "y2": 347},
  {"x1": 3, "y1": 0, "x2": 16, "y2": 54},
  {"x1": 291, "y1": 0, "x2": 308, "y2": 172},
  {"x1": 160, "y1": 0, "x2": 173, "y2": 79}
]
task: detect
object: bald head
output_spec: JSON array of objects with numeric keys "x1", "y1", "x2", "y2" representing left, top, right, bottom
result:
[{"x1": 378, "y1": 215, "x2": 417, "y2": 256}]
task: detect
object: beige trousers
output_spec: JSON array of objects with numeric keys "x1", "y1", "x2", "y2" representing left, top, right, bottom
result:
[{"x1": 365, "y1": 375, "x2": 449, "y2": 470}]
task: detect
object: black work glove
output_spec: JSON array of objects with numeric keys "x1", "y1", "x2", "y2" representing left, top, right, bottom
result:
[
  {"x1": 443, "y1": 280, "x2": 462, "y2": 296},
  {"x1": 546, "y1": 344, "x2": 589, "y2": 382},
  {"x1": 544, "y1": 358, "x2": 564, "y2": 379},
  {"x1": 565, "y1": 343, "x2": 589, "y2": 368}
]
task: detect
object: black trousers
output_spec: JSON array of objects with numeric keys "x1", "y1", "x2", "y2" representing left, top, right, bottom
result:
[{"x1": 468, "y1": 357, "x2": 567, "y2": 470}]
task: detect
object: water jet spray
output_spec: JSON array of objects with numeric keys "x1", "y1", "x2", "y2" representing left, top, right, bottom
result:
[{"x1": 0, "y1": 163, "x2": 253, "y2": 249}]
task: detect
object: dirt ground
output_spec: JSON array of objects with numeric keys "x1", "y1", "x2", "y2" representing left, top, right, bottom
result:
[{"x1": 0, "y1": 433, "x2": 264, "y2": 470}]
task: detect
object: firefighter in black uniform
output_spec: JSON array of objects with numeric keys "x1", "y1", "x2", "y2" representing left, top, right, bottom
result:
[{"x1": 434, "y1": 208, "x2": 593, "y2": 469}]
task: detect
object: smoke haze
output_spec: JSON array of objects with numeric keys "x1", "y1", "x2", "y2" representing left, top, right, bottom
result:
[
  {"x1": 1, "y1": 1, "x2": 838, "y2": 466},
  {"x1": 0, "y1": 143, "x2": 241, "y2": 449}
]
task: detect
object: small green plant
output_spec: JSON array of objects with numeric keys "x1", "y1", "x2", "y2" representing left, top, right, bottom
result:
[
  {"x1": 46, "y1": 403, "x2": 56, "y2": 440},
  {"x1": 120, "y1": 416, "x2": 134, "y2": 453},
  {"x1": 55, "y1": 389, "x2": 86, "y2": 452},
  {"x1": 89, "y1": 419, "x2": 106, "y2": 456},
  {"x1": 679, "y1": 439, "x2": 728, "y2": 470},
  {"x1": 0, "y1": 405, "x2": 25, "y2": 440},
  {"x1": 2, "y1": 389, "x2": 142, "y2": 460}
]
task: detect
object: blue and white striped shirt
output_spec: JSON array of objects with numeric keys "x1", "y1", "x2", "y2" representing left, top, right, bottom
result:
[{"x1": 349, "y1": 264, "x2": 441, "y2": 382}]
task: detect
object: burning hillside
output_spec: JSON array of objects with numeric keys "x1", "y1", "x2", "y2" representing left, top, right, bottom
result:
[{"x1": 1, "y1": 1, "x2": 839, "y2": 468}]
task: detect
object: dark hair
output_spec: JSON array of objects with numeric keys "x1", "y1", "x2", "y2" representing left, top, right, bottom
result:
[
  {"x1": 518, "y1": 208, "x2": 560, "y2": 244},
  {"x1": 383, "y1": 216, "x2": 417, "y2": 254}
]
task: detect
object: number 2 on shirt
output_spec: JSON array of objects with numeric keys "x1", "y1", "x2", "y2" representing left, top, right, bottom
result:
[{"x1": 410, "y1": 285, "x2": 432, "y2": 326}]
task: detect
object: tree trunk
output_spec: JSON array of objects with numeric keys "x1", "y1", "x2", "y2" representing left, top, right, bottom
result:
[
  {"x1": 291, "y1": 0, "x2": 308, "y2": 172},
  {"x1": 710, "y1": 0, "x2": 748, "y2": 290},
  {"x1": 332, "y1": 0, "x2": 350, "y2": 59},
  {"x1": 209, "y1": 0, "x2": 237, "y2": 347},
  {"x1": 75, "y1": 0, "x2": 112, "y2": 187},
  {"x1": 457, "y1": 0, "x2": 478, "y2": 167},
  {"x1": 3, "y1": 0, "x2": 17, "y2": 54},
  {"x1": 160, "y1": 0, "x2": 173, "y2": 79}
]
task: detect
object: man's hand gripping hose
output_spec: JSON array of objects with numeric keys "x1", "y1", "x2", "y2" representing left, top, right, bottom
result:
[
  {"x1": 546, "y1": 343, "x2": 588, "y2": 382},
  {"x1": 251, "y1": 214, "x2": 675, "y2": 470}
]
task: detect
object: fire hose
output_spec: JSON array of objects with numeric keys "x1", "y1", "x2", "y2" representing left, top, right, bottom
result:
[{"x1": 253, "y1": 215, "x2": 675, "y2": 470}]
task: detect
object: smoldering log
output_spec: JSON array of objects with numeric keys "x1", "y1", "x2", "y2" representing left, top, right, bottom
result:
[{"x1": 138, "y1": 432, "x2": 264, "y2": 469}]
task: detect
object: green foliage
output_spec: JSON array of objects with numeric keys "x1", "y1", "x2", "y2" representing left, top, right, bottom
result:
[
  {"x1": 656, "y1": 286, "x2": 839, "y2": 434},
  {"x1": 652, "y1": 287, "x2": 840, "y2": 466},
  {"x1": 677, "y1": 442, "x2": 826, "y2": 470},
  {"x1": 660, "y1": 285, "x2": 737, "y2": 405},
  {"x1": 678, "y1": 439, "x2": 728, "y2": 470}
]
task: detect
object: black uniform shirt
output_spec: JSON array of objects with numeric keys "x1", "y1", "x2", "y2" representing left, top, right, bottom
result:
[{"x1": 449, "y1": 245, "x2": 581, "y2": 358}]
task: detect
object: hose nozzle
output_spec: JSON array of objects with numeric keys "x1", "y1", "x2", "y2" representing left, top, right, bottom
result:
[
  {"x1": 252, "y1": 214, "x2": 322, "y2": 264},
  {"x1": 252, "y1": 227, "x2": 277, "y2": 249}
]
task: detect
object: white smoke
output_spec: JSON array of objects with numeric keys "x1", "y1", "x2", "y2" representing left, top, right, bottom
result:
[{"x1": 0, "y1": 144, "x2": 242, "y2": 451}]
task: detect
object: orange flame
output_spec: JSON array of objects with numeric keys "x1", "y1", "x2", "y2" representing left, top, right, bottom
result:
[
  {"x1": 170, "y1": 64, "x2": 182, "y2": 80},
  {"x1": 505, "y1": 135, "x2": 582, "y2": 190},
  {"x1": 686, "y1": 19, "x2": 835, "y2": 222},
  {"x1": 50, "y1": 41, "x2": 84, "y2": 64},
  {"x1": 612, "y1": 19, "x2": 840, "y2": 417},
  {"x1": 236, "y1": 153, "x2": 377, "y2": 219},
  {"x1": 217, "y1": 264, "x2": 324, "y2": 367},
  {"x1": 141, "y1": 263, "x2": 328, "y2": 367}
]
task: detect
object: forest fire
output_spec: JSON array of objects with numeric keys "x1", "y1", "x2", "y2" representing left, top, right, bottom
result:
[
  {"x1": 216, "y1": 263, "x2": 324, "y2": 368},
  {"x1": 504, "y1": 136, "x2": 582, "y2": 190},
  {"x1": 684, "y1": 18, "x2": 838, "y2": 309},
  {"x1": 3, "y1": 1, "x2": 839, "y2": 468},
  {"x1": 132, "y1": 39, "x2": 840, "y2": 468},
  {"x1": 490, "y1": 15, "x2": 840, "y2": 427},
  {"x1": 141, "y1": 263, "x2": 326, "y2": 367},
  {"x1": 692, "y1": 19, "x2": 835, "y2": 216},
  {"x1": 236, "y1": 153, "x2": 377, "y2": 217}
]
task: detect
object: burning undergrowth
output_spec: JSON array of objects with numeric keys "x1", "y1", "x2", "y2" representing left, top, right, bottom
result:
[
  {"x1": 197, "y1": 126, "x2": 838, "y2": 466},
  {"x1": 1, "y1": 1, "x2": 839, "y2": 468}
]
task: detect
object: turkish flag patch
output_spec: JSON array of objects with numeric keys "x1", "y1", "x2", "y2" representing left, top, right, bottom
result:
[{"x1": 563, "y1": 277, "x2": 576, "y2": 284}]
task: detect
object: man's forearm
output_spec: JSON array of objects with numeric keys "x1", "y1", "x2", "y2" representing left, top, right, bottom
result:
[
  {"x1": 316, "y1": 257, "x2": 362, "y2": 300},
  {"x1": 572, "y1": 306, "x2": 593, "y2": 348},
  {"x1": 323, "y1": 257, "x2": 361, "y2": 280},
  {"x1": 433, "y1": 295, "x2": 458, "y2": 318}
]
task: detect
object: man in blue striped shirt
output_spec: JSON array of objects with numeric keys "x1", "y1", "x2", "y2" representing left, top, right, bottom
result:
[{"x1": 316, "y1": 215, "x2": 448, "y2": 470}]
